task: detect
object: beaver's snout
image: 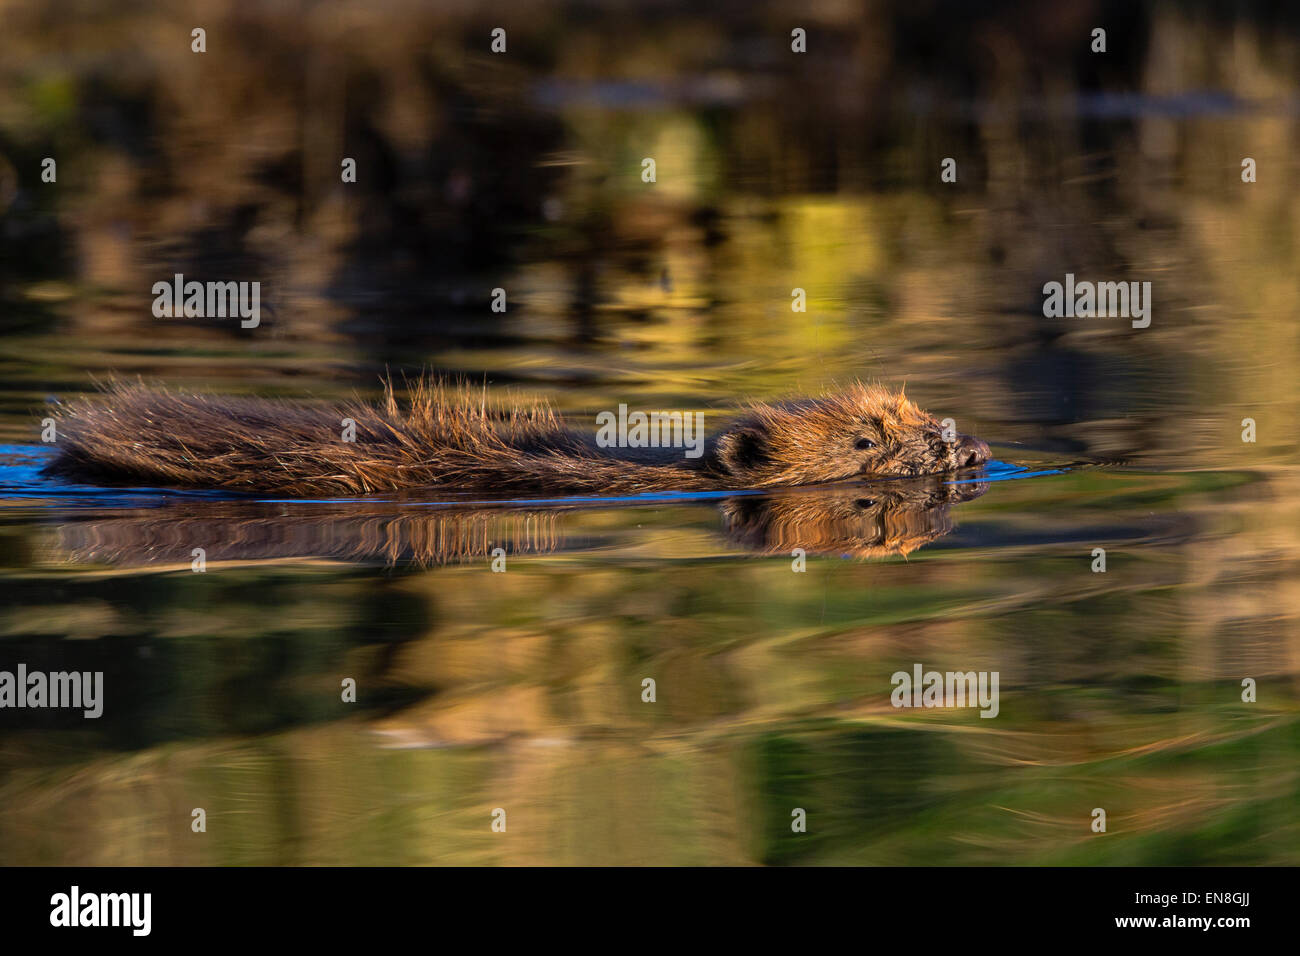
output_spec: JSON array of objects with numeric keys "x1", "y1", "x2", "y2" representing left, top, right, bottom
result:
[{"x1": 955, "y1": 435, "x2": 990, "y2": 469}]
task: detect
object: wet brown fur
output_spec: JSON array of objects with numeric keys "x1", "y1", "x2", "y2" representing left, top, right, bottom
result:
[{"x1": 45, "y1": 378, "x2": 989, "y2": 497}]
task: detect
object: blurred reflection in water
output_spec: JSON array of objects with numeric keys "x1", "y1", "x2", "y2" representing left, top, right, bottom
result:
[{"x1": 43, "y1": 477, "x2": 988, "y2": 567}]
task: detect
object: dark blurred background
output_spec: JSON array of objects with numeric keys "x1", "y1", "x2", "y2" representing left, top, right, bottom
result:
[{"x1": 0, "y1": 0, "x2": 1295, "y2": 465}]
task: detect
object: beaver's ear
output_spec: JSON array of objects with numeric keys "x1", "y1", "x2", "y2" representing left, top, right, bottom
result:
[{"x1": 716, "y1": 424, "x2": 771, "y2": 475}]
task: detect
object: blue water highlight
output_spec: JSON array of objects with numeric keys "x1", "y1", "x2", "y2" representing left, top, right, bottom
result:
[{"x1": 0, "y1": 444, "x2": 1064, "y2": 509}]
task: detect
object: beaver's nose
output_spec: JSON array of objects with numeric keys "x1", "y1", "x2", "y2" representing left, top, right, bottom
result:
[{"x1": 956, "y1": 435, "x2": 990, "y2": 468}]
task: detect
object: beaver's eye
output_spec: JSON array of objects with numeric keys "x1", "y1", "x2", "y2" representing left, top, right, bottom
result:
[{"x1": 854, "y1": 437, "x2": 876, "y2": 450}]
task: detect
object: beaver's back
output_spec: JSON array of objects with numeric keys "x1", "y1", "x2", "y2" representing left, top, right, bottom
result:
[{"x1": 46, "y1": 380, "x2": 714, "y2": 496}]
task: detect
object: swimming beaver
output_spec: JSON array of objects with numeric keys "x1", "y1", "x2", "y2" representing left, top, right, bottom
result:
[{"x1": 44, "y1": 379, "x2": 990, "y2": 496}]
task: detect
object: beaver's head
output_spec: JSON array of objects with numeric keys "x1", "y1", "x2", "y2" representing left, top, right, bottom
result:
[{"x1": 711, "y1": 383, "x2": 989, "y2": 487}]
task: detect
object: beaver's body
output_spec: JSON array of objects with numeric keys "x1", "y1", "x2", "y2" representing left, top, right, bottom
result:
[{"x1": 45, "y1": 380, "x2": 989, "y2": 497}]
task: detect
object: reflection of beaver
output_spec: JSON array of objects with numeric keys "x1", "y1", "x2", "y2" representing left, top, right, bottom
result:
[
  {"x1": 46, "y1": 379, "x2": 989, "y2": 496},
  {"x1": 719, "y1": 481, "x2": 988, "y2": 559},
  {"x1": 53, "y1": 483, "x2": 988, "y2": 568}
]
